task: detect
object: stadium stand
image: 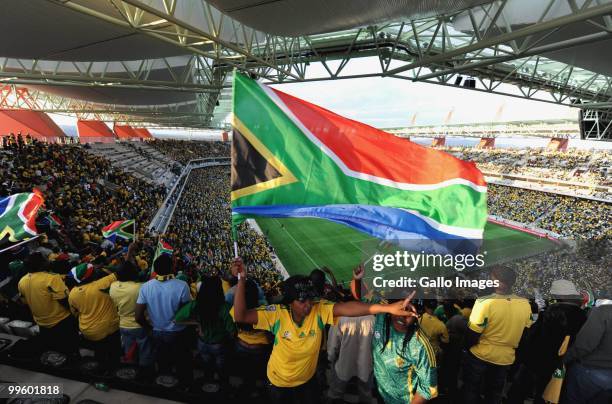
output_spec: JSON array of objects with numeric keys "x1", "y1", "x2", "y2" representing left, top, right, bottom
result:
[
  {"x1": 1, "y1": 139, "x2": 610, "y2": 403},
  {"x1": 0, "y1": 139, "x2": 165, "y2": 249},
  {"x1": 164, "y1": 167, "x2": 282, "y2": 297},
  {"x1": 147, "y1": 139, "x2": 231, "y2": 165},
  {"x1": 86, "y1": 142, "x2": 179, "y2": 187},
  {"x1": 488, "y1": 184, "x2": 611, "y2": 239},
  {"x1": 444, "y1": 146, "x2": 611, "y2": 189}
]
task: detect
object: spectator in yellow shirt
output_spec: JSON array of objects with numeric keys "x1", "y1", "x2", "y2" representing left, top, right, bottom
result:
[
  {"x1": 68, "y1": 263, "x2": 120, "y2": 372},
  {"x1": 232, "y1": 258, "x2": 417, "y2": 404},
  {"x1": 462, "y1": 266, "x2": 532, "y2": 404},
  {"x1": 17, "y1": 252, "x2": 79, "y2": 357},
  {"x1": 419, "y1": 299, "x2": 450, "y2": 357},
  {"x1": 109, "y1": 260, "x2": 152, "y2": 369}
]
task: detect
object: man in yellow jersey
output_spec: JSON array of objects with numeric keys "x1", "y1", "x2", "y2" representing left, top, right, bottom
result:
[
  {"x1": 462, "y1": 266, "x2": 532, "y2": 404},
  {"x1": 68, "y1": 263, "x2": 120, "y2": 371},
  {"x1": 419, "y1": 299, "x2": 449, "y2": 357},
  {"x1": 18, "y1": 252, "x2": 79, "y2": 357},
  {"x1": 109, "y1": 260, "x2": 152, "y2": 369},
  {"x1": 232, "y1": 258, "x2": 416, "y2": 404}
]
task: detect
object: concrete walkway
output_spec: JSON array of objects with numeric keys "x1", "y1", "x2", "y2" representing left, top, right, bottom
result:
[{"x1": 0, "y1": 364, "x2": 182, "y2": 404}]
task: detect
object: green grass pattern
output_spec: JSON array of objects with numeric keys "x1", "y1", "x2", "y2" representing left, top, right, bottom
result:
[{"x1": 256, "y1": 218, "x2": 557, "y2": 284}]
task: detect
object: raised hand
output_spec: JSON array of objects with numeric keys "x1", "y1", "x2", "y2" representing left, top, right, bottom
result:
[
  {"x1": 387, "y1": 290, "x2": 417, "y2": 317},
  {"x1": 230, "y1": 257, "x2": 245, "y2": 277},
  {"x1": 353, "y1": 263, "x2": 365, "y2": 280}
]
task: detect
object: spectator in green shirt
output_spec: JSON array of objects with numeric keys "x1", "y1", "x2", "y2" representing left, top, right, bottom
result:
[{"x1": 352, "y1": 265, "x2": 438, "y2": 404}]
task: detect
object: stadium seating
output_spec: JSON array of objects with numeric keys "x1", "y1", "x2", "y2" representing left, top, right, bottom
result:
[
  {"x1": 147, "y1": 139, "x2": 231, "y2": 165},
  {"x1": 164, "y1": 167, "x2": 281, "y2": 296},
  {"x1": 488, "y1": 184, "x2": 611, "y2": 239},
  {"x1": 86, "y1": 143, "x2": 178, "y2": 187},
  {"x1": 0, "y1": 140, "x2": 166, "y2": 249},
  {"x1": 445, "y1": 146, "x2": 610, "y2": 189},
  {"x1": 1, "y1": 138, "x2": 610, "y2": 404}
]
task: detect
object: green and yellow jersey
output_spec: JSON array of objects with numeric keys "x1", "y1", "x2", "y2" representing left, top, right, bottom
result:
[
  {"x1": 372, "y1": 314, "x2": 438, "y2": 403},
  {"x1": 419, "y1": 312, "x2": 449, "y2": 356},
  {"x1": 468, "y1": 293, "x2": 532, "y2": 365},
  {"x1": 254, "y1": 300, "x2": 336, "y2": 387}
]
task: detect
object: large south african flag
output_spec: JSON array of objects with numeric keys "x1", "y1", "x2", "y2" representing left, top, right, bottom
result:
[
  {"x1": 0, "y1": 191, "x2": 45, "y2": 249},
  {"x1": 230, "y1": 73, "x2": 487, "y2": 249}
]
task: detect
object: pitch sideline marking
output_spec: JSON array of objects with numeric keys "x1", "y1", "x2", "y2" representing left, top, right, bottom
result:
[
  {"x1": 485, "y1": 238, "x2": 555, "y2": 260},
  {"x1": 273, "y1": 218, "x2": 320, "y2": 269}
]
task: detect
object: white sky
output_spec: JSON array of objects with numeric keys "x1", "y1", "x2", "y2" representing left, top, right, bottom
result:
[
  {"x1": 270, "y1": 77, "x2": 577, "y2": 128},
  {"x1": 268, "y1": 57, "x2": 577, "y2": 128},
  {"x1": 49, "y1": 113, "x2": 77, "y2": 126}
]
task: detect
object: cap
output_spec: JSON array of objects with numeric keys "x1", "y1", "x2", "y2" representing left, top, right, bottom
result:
[
  {"x1": 283, "y1": 276, "x2": 319, "y2": 303},
  {"x1": 550, "y1": 280, "x2": 580, "y2": 297}
]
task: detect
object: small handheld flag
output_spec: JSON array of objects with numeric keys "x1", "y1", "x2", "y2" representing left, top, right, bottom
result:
[
  {"x1": 68, "y1": 263, "x2": 95, "y2": 284},
  {"x1": 102, "y1": 219, "x2": 135, "y2": 241},
  {"x1": 153, "y1": 239, "x2": 173, "y2": 262},
  {"x1": 0, "y1": 191, "x2": 45, "y2": 251},
  {"x1": 149, "y1": 239, "x2": 174, "y2": 279},
  {"x1": 47, "y1": 213, "x2": 62, "y2": 228},
  {"x1": 581, "y1": 289, "x2": 595, "y2": 309},
  {"x1": 38, "y1": 211, "x2": 63, "y2": 229}
]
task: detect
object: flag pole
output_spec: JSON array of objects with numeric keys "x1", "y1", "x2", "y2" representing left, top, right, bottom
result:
[
  {"x1": 0, "y1": 235, "x2": 41, "y2": 254},
  {"x1": 232, "y1": 222, "x2": 239, "y2": 258},
  {"x1": 230, "y1": 73, "x2": 238, "y2": 260}
]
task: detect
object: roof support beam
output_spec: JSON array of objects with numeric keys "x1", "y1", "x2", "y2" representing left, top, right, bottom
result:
[
  {"x1": 385, "y1": 1, "x2": 612, "y2": 75},
  {"x1": 414, "y1": 31, "x2": 612, "y2": 82}
]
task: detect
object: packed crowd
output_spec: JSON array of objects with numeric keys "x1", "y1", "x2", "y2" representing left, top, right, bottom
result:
[
  {"x1": 487, "y1": 184, "x2": 612, "y2": 239},
  {"x1": 0, "y1": 139, "x2": 166, "y2": 250},
  {"x1": 0, "y1": 138, "x2": 610, "y2": 403},
  {"x1": 509, "y1": 247, "x2": 611, "y2": 298},
  {"x1": 444, "y1": 146, "x2": 611, "y2": 188},
  {"x1": 3, "y1": 235, "x2": 611, "y2": 404},
  {"x1": 164, "y1": 167, "x2": 282, "y2": 296},
  {"x1": 1, "y1": 133, "x2": 79, "y2": 148},
  {"x1": 148, "y1": 139, "x2": 231, "y2": 165}
]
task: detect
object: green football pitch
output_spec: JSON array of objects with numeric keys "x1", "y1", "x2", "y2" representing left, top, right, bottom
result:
[{"x1": 256, "y1": 217, "x2": 559, "y2": 284}]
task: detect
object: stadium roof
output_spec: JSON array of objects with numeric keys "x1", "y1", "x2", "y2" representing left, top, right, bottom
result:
[
  {"x1": 206, "y1": 0, "x2": 493, "y2": 37},
  {"x1": 0, "y1": 109, "x2": 66, "y2": 140},
  {"x1": 386, "y1": 118, "x2": 580, "y2": 138},
  {"x1": 114, "y1": 124, "x2": 139, "y2": 139},
  {"x1": 0, "y1": 0, "x2": 611, "y2": 133},
  {"x1": 76, "y1": 120, "x2": 115, "y2": 139}
]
